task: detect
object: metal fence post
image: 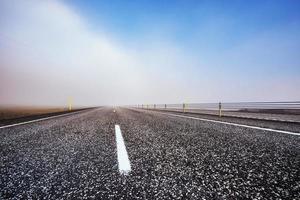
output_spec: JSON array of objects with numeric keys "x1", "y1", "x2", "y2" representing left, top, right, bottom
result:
[
  {"x1": 165, "y1": 104, "x2": 167, "y2": 109},
  {"x1": 183, "y1": 103, "x2": 186, "y2": 113},
  {"x1": 154, "y1": 104, "x2": 156, "y2": 109},
  {"x1": 219, "y1": 102, "x2": 222, "y2": 117}
]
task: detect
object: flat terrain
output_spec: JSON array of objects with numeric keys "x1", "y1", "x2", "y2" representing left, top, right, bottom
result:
[
  {"x1": 0, "y1": 107, "x2": 299, "y2": 199},
  {"x1": 0, "y1": 107, "x2": 87, "y2": 126},
  {"x1": 0, "y1": 107, "x2": 67, "y2": 120}
]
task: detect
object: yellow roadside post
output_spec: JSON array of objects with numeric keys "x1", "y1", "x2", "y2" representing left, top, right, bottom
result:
[
  {"x1": 219, "y1": 102, "x2": 222, "y2": 117},
  {"x1": 68, "y1": 97, "x2": 73, "y2": 111}
]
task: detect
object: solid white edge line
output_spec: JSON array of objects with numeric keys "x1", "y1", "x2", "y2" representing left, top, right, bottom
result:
[
  {"x1": 0, "y1": 109, "x2": 93, "y2": 129},
  {"x1": 115, "y1": 124, "x2": 131, "y2": 175},
  {"x1": 135, "y1": 108, "x2": 300, "y2": 123},
  {"x1": 158, "y1": 112, "x2": 300, "y2": 136}
]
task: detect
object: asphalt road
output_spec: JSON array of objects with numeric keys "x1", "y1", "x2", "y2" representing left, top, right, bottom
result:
[{"x1": 0, "y1": 107, "x2": 299, "y2": 199}]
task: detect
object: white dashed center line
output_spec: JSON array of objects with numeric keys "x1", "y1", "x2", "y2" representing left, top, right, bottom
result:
[{"x1": 115, "y1": 125, "x2": 131, "y2": 175}]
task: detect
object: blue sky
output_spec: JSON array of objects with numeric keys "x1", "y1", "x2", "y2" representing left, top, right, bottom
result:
[
  {"x1": 0, "y1": 0, "x2": 300, "y2": 106},
  {"x1": 70, "y1": 0, "x2": 300, "y2": 72},
  {"x1": 70, "y1": 0, "x2": 299, "y2": 44}
]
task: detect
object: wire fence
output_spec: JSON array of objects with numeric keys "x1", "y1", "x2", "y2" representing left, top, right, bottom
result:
[
  {"x1": 136, "y1": 101, "x2": 300, "y2": 110},
  {"x1": 133, "y1": 101, "x2": 300, "y2": 116}
]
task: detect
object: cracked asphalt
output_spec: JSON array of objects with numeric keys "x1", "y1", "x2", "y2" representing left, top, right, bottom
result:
[{"x1": 0, "y1": 107, "x2": 299, "y2": 199}]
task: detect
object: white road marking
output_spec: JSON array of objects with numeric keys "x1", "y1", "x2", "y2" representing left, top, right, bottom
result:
[
  {"x1": 0, "y1": 109, "x2": 91, "y2": 129},
  {"x1": 151, "y1": 108, "x2": 300, "y2": 123},
  {"x1": 115, "y1": 125, "x2": 131, "y2": 175},
  {"x1": 161, "y1": 113, "x2": 300, "y2": 136}
]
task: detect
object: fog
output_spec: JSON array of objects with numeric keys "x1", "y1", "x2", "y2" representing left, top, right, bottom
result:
[{"x1": 1, "y1": 0, "x2": 299, "y2": 107}]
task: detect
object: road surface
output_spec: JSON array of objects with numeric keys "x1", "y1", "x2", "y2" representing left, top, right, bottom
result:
[{"x1": 0, "y1": 107, "x2": 299, "y2": 199}]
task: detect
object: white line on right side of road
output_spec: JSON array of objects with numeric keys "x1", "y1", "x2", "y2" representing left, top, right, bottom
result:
[
  {"x1": 115, "y1": 124, "x2": 131, "y2": 175},
  {"x1": 161, "y1": 113, "x2": 300, "y2": 136},
  {"x1": 0, "y1": 109, "x2": 92, "y2": 129}
]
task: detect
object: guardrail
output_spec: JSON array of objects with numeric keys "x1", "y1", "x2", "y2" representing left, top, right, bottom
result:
[{"x1": 134, "y1": 101, "x2": 300, "y2": 116}]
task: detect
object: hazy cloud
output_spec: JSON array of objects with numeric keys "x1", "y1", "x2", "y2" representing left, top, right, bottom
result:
[{"x1": 0, "y1": 0, "x2": 299, "y2": 107}]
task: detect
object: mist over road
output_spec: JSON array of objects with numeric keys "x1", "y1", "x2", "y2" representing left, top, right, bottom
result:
[{"x1": 0, "y1": 107, "x2": 299, "y2": 199}]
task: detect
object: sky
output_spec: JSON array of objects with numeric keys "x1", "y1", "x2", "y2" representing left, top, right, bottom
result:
[{"x1": 0, "y1": 0, "x2": 300, "y2": 107}]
